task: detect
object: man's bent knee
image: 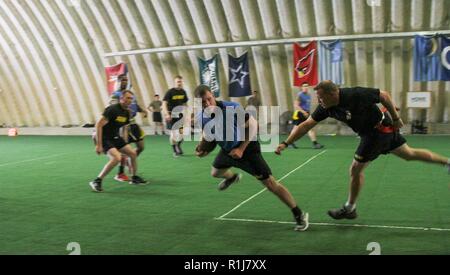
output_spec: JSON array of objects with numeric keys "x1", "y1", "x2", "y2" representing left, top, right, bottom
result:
[
  {"x1": 211, "y1": 168, "x2": 225, "y2": 178},
  {"x1": 349, "y1": 161, "x2": 366, "y2": 177}
]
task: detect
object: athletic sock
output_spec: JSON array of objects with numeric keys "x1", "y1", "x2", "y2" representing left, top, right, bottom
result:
[
  {"x1": 119, "y1": 165, "x2": 125, "y2": 174},
  {"x1": 291, "y1": 206, "x2": 303, "y2": 223},
  {"x1": 344, "y1": 201, "x2": 356, "y2": 212},
  {"x1": 177, "y1": 140, "x2": 184, "y2": 148},
  {"x1": 313, "y1": 141, "x2": 318, "y2": 145},
  {"x1": 226, "y1": 173, "x2": 238, "y2": 182},
  {"x1": 172, "y1": 145, "x2": 178, "y2": 154}
]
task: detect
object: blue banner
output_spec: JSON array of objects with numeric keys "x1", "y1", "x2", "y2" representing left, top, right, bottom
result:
[
  {"x1": 228, "y1": 52, "x2": 251, "y2": 97},
  {"x1": 441, "y1": 36, "x2": 450, "y2": 81},
  {"x1": 414, "y1": 35, "x2": 450, "y2": 81},
  {"x1": 198, "y1": 55, "x2": 220, "y2": 97},
  {"x1": 319, "y1": 40, "x2": 344, "y2": 85}
]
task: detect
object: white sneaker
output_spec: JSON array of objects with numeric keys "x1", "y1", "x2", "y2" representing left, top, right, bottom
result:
[{"x1": 294, "y1": 212, "x2": 309, "y2": 232}]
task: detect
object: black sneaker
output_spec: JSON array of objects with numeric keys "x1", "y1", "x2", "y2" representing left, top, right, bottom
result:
[
  {"x1": 289, "y1": 143, "x2": 299, "y2": 149},
  {"x1": 130, "y1": 175, "x2": 148, "y2": 185},
  {"x1": 328, "y1": 206, "x2": 357, "y2": 220},
  {"x1": 218, "y1": 173, "x2": 242, "y2": 191},
  {"x1": 313, "y1": 143, "x2": 324, "y2": 149},
  {"x1": 294, "y1": 212, "x2": 309, "y2": 232},
  {"x1": 89, "y1": 179, "x2": 103, "y2": 192}
]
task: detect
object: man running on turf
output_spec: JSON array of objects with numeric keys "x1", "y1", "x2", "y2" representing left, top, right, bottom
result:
[
  {"x1": 195, "y1": 85, "x2": 309, "y2": 231},
  {"x1": 276, "y1": 80, "x2": 450, "y2": 220},
  {"x1": 110, "y1": 75, "x2": 147, "y2": 182},
  {"x1": 163, "y1": 75, "x2": 189, "y2": 157},
  {"x1": 90, "y1": 90, "x2": 147, "y2": 192}
]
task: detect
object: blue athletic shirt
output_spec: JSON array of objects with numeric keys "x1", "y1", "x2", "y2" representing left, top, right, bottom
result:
[
  {"x1": 297, "y1": 92, "x2": 312, "y2": 113},
  {"x1": 197, "y1": 101, "x2": 245, "y2": 152}
]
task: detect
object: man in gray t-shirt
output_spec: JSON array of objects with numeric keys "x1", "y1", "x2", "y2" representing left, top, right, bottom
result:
[{"x1": 147, "y1": 94, "x2": 164, "y2": 135}]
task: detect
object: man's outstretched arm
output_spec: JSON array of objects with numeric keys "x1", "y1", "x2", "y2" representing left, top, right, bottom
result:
[{"x1": 275, "y1": 117, "x2": 318, "y2": 155}]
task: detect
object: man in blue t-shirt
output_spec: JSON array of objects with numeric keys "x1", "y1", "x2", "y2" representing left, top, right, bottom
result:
[
  {"x1": 290, "y1": 83, "x2": 324, "y2": 149},
  {"x1": 194, "y1": 85, "x2": 309, "y2": 232}
]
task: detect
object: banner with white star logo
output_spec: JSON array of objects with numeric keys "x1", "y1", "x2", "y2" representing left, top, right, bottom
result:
[
  {"x1": 228, "y1": 52, "x2": 251, "y2": 97},
  {"x1": 198, "y1": 55, "x2": 220, "y2": 97}
]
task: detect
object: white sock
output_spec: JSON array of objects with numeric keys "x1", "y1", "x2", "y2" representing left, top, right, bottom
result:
[{"x1": 344, "y1": 201, "x2": 356, "y2": 212}]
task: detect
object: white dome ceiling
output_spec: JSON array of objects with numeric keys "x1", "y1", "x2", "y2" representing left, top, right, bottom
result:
[{"x1": 0, "y1": 0, "x2": 449, "y2": 126}]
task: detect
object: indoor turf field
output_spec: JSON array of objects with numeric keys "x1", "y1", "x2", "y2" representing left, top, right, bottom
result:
[{"x1": 0, "y1": 135, "x2": 449, "y2": 255}]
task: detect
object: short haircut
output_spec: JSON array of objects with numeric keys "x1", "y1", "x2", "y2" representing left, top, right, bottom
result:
[
  {"x1": 121, "y1": 90, "x2": 134, "y2": 97},
  {"x1": 314, "y1": 80, "x2": 338, "y2": 94},
  {"x1": 174, "y1": 75, "x2": 183, "y2": 80},
  {"x1": 194, "y1": 85, "x2": 211, "y2": 98}
]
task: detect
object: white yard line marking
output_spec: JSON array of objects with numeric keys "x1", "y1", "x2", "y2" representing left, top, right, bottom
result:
[
  {"x1": 217, "y1": 150, "x2": 327, "y2": 219},
  {"x1": 0, "y1": 154, "x2": 66, "y2": 168},
  {"x1": 215, "y1": 217, "x2": 450, "y2": 232}
]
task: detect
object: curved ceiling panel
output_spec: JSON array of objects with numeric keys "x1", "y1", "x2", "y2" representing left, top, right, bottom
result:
[{"x1": 0, "y1": 0, "x2": 449, "y2": 127}]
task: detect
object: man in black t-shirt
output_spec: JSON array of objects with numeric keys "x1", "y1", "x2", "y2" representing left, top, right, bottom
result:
[
  {"x1": 110, "y1": 75, "x2": 148, "y2": 183},
  {"x1": 163, "y1": 75, "x2": 189, "y2": 157},
  {"x1": 276, "y1": 81, "x2": 450, "y2": 220},
  {"x1": 89, "y1": 90, "x2": 147, "y2": 192}
]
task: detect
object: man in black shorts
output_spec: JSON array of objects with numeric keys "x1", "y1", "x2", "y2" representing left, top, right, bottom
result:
[
  {"x1": 110, "y1": 75, "x2": 147, "y2": 182},
  {"x1": 90, "y1": 90, "x2": 147, "y2": 192},
  {"x1": 195, "y1": 85, "x2": 309, "y2": 231},
  {"x1": 276, "y1": 80, "x2": 450, "y2": 219},
  {"x1": 163, "y1": 76, "x2": 189, "y2": 157}
]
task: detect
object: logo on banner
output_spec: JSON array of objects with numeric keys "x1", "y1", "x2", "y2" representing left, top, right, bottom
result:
[
  {"x1": 295, "y1": 49, "x2": 315, "y2": 78},
  {"x1": 229, "y1": 64, "x2": 249, "y2": 88}
]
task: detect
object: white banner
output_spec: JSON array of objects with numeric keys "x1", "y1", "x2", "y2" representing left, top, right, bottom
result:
[{"x1": 407, "y1": 92, "x2": 431, "y2": 108}]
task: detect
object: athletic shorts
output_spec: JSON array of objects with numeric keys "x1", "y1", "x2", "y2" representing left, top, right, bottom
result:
[
  {"x1": 212, "y1": 141, "x2": 272, "y2": 181},
  {"x1": 128, "y1": 124, "x2": 145, "y2": 143},
  {"x1": 102, "y1": 136, "x2": 128, "y2": 153},
  {"x1": 153, "y1": 112, "x2": 162, "y2": 123},
  {"x1": 292, "y1": 111, "x2": 309, "y2": 126},
  {"x1": 355, "y1": 129, "x2": 407, "y2": 163}
]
